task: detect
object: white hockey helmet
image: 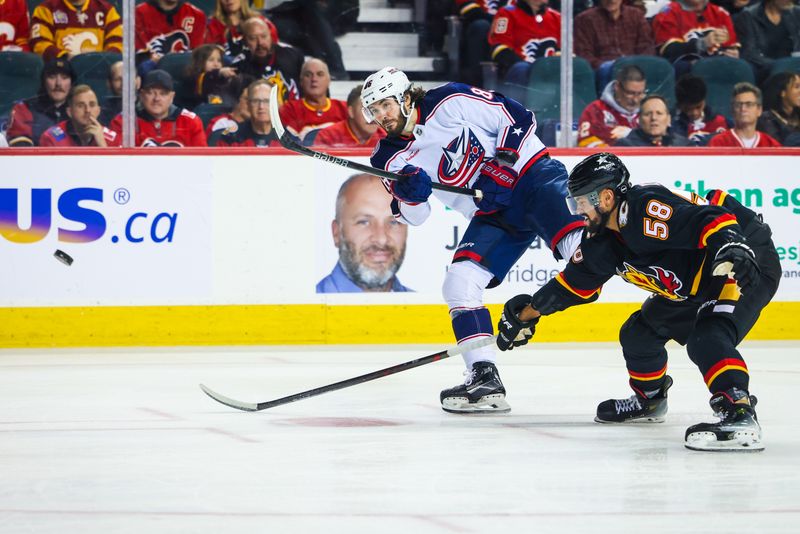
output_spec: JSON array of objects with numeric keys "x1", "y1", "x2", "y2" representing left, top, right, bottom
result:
[{"x1": 360, "y1": 67, "x2": 412, "y2": 122}]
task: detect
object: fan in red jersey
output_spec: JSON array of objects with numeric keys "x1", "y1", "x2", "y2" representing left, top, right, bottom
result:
[
  {"x1": 578, "y1": 65, "x2": 646, "y2": 147},
  {"x1": 40, "y1": 85, "x2": 121, "y2": 147},
  {"x1": 110, "y1": 69, "x2": 206, "y2": 147},
  {"x1": 312, "y1": 84, "x2": 385, "y2": 148},
  {"x1": 214, "y1": 79, "x2": 281, "y2": 147},
  {"x1": 279, "y1": 58, "x2": 347, "y2": 141},
  {"x1": 0, "y1": 0, "x2": 31, "y2": 51},
  {"x1": 652, "y1": 0, "x2": 740, "y2": 65},
  {"x1": 709, "y1": 82, "x2": 781, "y2": 147},
  {"x1": 135, "y1": 0, "x2": 206, "y2": 72}
]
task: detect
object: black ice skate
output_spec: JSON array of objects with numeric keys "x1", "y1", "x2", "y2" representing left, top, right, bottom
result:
[
  {"x1": 685, "y1": 388, "x2": 763, "y2": 452},
  {"x1": 595, "y1": 375, "x2": 673, "y2": 423},
  {"x1": 440, "y1": 361, "x2": 510, "y2": 414}
]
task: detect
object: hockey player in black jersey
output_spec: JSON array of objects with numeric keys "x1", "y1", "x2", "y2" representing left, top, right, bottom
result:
[{"x1": 496, "y1": 152, "x2": 781, "y2": 451}]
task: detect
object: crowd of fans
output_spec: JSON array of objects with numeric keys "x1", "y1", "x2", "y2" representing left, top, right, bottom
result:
[{"x1": 0, "y1": 0, "x2": 798, "y2": 148}]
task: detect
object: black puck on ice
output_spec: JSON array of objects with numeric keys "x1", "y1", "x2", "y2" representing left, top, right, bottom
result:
[{"x1": 54, "y1": 249, "x2": 74, "y2": 266}]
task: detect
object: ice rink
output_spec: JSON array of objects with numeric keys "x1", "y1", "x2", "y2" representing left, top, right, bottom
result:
[{"x1": 1, "y1": 341, "x2": 798, "y2": 533}]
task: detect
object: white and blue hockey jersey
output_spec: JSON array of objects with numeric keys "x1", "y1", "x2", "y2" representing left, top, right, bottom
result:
[{"x1": 370, "y1": 82, "x2": 549, "y2": 225}]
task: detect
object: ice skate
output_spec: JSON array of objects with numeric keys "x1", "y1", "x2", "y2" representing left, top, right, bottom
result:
[
  {"x1": 440, "y1": 361, "x2": 510, "y2": 414},
  {"x1": 595, "y1": 375, "x2": 673, "y2": 423},
  {"x1": 685, "y1": 388, "x2": 763, "y2": 452}
]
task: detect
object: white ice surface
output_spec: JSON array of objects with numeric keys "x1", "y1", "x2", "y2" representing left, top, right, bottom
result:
[{"x1": 1, "y1": 342, "x2": 798, "y2": 534}]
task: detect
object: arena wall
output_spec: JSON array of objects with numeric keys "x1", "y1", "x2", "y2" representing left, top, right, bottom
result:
[{"x1": 1, "y1": 147, "x2": 798, "y2": 347}]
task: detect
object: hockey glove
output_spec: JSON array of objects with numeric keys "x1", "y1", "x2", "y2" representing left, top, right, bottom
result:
[
  {"x1": 473, "y1": 159, "x2": 519, "y2": 214},
  {"x1": 712, "y1": 242, "x2": 760, "y2": 293},
  {"x1": 390, "y1": 165, "x2": 433, "y2": 204},
  {"x1": 497, "y1": 294, "x2": 539, "y2": 351}
]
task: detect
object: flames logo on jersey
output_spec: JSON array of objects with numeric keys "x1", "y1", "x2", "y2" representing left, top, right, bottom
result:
[
  {"x1": 522, "y1": 38, "x2": 558, "y2": 62},
  {"x1": 264, "y1": 70, "x2": 299, "y2": 105},
  {"x1": 147, "y1": 31, "x2": 191, "y2": 55},
  {"x1": 617, "y1": 262, "x2": 686, "y2": 301},
  {"x1": 142, "y1": 138, "x2": 184, "y2": 147},
  {"x1": 62, "y1": 31, "x2": 100, "y2": 55},
  {"x1": 438, "y1": 128, "x2": 486, "y2": 187}
]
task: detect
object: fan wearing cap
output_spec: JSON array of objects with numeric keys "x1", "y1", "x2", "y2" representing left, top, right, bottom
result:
[
  {"x1": 110, "y1": 69, "x2": 206, "y2": 146},
  {"x1": 6, "y1": 58, "x2": 74, "y2": 146},
  {"x1": 30, "y1": 0, "x2": 122, "y2": 60},
  {"x1": 40, "y1": 84, "x2": 121, "y2": 147}
]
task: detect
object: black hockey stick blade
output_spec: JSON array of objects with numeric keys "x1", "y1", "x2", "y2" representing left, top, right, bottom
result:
[
  {"x1": 200, "y1": 335, "x2": 497, "y2": 412},
  {"x1": 268, "y1": 85, "x2": 483, "y2": 200}
]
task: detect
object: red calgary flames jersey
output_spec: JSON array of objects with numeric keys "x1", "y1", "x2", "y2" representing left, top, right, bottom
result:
[
  {"x1": 708, "y1": 129, "x2": 781, "y2": 148},
  {"x1": 278, "y1": 98, "x2": 348, "y2": 136},
  {"x1": 135, "y1": 0, "x2": 206, "y2": 56},
  {"x1": 312, "y1": 119, "x2": 386, "y2": 148},
  {"x1": 578, "y1": 100, "x2": 639, "y2": 147},
  {"x1": 31, "y1": 0, "x2": 122, "y2": 59},
  {"x1": 110, "y1": 106, "x2": 206, "y2": 147},
  {"x1": 489, "y1": 4, "x2": 560, "y2": 62},
  {"x1": 0, "y1": 0, "x2": 31, "y2": 51},
  {"x1": 653, "y1": 1, "x2": 738, "y2": 55}
]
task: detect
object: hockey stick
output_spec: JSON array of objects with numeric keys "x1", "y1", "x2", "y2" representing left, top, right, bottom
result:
[
  {"x1": 268, "y1": 85, "x2": 483, "y2": 200},
  {"x1": 199, "y1": 335, "x2": 497, "y2": 412}
]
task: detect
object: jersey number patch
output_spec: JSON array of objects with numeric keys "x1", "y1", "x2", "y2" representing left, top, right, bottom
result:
[{"x1": 643, "y1": 199, "x2": 672, "y2": 240}]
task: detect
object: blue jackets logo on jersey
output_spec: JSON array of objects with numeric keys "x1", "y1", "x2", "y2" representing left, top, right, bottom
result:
[{"x1": 438, "y1": 128, "x2": 485, "y2": 187}]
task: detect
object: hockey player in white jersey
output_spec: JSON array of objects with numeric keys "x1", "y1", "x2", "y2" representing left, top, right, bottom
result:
[{"x1": 362, "y1": 67, "x2": 585, "y2": 413}]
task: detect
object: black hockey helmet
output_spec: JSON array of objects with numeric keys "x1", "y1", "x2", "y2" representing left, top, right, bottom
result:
[{"x1": 566, "y1": 153, "x2": 630, "y2": 215}]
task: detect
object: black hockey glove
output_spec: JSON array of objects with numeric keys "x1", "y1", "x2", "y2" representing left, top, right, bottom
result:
[
  {"x1": 497, "y1": 294, "x2": 539, "y2": 351},
  {"x1": 712, "y1": 242, "x2": 760, "y2": 294},
  {"x1": 390, "y1": 165, "x2": 433, "y2": 204}
]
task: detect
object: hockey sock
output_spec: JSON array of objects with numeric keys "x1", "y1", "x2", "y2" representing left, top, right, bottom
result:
[{"x1": 451, "y1": 307, "x2": 495, "y2": 369}]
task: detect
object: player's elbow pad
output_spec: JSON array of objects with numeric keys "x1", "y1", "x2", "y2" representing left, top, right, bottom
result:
[{"x1": 397, "y1": 200, "x2": 431, "y2": 226}]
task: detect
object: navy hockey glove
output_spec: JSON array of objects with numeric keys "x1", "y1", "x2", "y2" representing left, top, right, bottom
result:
[
  {"x1": 497, "y1": 294, "x2": 539, "y2": 351},
  {"x1": 390, "y1": 165, "x2": 433, "y2": 204},
  {"x1": 712, "y1": 242, "x2": 760, "y2": 293},
  {"x1": 473, "y1": 159, "x2": 519, "y2": 213}
]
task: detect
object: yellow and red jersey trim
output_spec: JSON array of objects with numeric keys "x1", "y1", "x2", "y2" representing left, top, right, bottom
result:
[
  {"x1": 301, "y1": 98, "x2": 332, "y2": 113},
  {"x1": 554, "y1": 273, "x2": 600, "y2": 300},
  {"x1": 708, "y1": 190, "x2": 728, "y2": 206},
  {"x1": 629, "y1": 364, "x2": 667, "y2": 382},
  {"x1": 704, "y1": 358, "x2": 748, "y2": 388},
  {"x1": 698, "y1": 213, "x2": 737, "y2": 247}
]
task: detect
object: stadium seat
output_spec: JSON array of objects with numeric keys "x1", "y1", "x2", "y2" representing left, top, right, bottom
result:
[
  {"x1": 613, "y1": 55, "x2": 676, "y2": 108},
  {"x1": 691, "y1": 57, "x2": 755, "y2": 119},
  {"x1": 769, "y1": 57, "x2": 800, "y2": 77},
  {"x1": 157, "y1": 52, "x2": 194, "y2": 107},
  {"x1": 193, "y1": 102, "x2": 231, "y2": 128},
  {"x1": 71, "y1": 52, "x2": 122, "y2": 104},
  {"x1": 523, "y1": 56, "x2": 596, "y2": 123},
  {"x1": 0, "y1": 52, "x2": 44, "y2": 119}
]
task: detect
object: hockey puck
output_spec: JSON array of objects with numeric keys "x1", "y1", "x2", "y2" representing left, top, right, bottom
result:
[{"x1": 54, "y1": 249, "x2": 74, "y2": 266}]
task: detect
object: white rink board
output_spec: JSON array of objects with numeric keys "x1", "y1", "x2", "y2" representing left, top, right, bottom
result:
[{"x1": 1, "y1": 154, "x2": 799, "y2": 307}]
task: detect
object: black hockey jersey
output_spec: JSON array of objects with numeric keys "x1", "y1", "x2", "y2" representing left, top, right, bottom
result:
[{"x1": 534, "y1": 185, "x2": 765, "y2": 312}]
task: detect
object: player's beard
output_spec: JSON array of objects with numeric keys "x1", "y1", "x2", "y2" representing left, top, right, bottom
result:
[{"x1": 338, "y1": 238, "x2": 406, "y2": 290}]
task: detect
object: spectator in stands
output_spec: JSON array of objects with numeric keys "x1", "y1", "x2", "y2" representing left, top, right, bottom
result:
[
  {"x1": 734, "y1": 0, "x2": 800, "y2": 83},
  {"x1": 6, "y1": 58, "x2": 74, "y2": 146},
  {"x1": 205, "y1": 0, "x2": 264, "y2": 57},
  {"x1": 454, "y1": 0, "x2": 503, "y2": 86},
  {"x1": 99, "y1": 60, "x2": 124, "y2": 125},
  {"x1": 39, "y1": 85, "x2": 120, "y2": 146},
  {"x1": 578, "y1": 64, "x2": 646, "y2": 147},
  {"x1": 758, "y1": 71, "x2": 800, "y2": 145},
  {"x1": 615, "y1": 94, "x2": 691, "y2": 146},
  {"x1": 653, "y1": 0, "x2": 740, "y2": 75},
  {"x1": 111, "y1": 69, "x2": 207, "y2": 146},
  {"x1": 488, "y1": 0, "x2": 561, "y2": 102},
  {"x1": 205, "y1": 73, "x2": 254, "y2": 144},
  {"x1": 317, "y1": 173, "x2": 411, "y2": 293},
  {"x1": 264, "y1": 0, "x2": 348, "y2": 79},
  {"x1": 312, "y1": 85, "x2": 386, "y2": 148},
  {"x1": 574, "y1": 0, "x2": 656, "y2": 92},
  {"x1": 30, "y1": 0, "x2": 122, "y2": 60},
  {"x1": 135, "y1": 0, "x2": 207, "y2": 74},
  {"x1": 186, "y1": 43, "x2": 238, "y2": 108},
  {"x1": 214, "y1": 79, "x2": 281, "y2": 146},
  {"x1": 0, "y1": 0, "x2": 30, "y2": 51},
  {"x1": 278, "y1": 58, "x2": 347, "y2": 140},
  {"x1": 672, "y1": 73, "x2": 729, "y2": 144},
  {"x1": 230, "y1": 17, "x2": 303, "y2": 104},
  {"x1": 709, "y1": 81, "x2": 781, "y2": 146}
]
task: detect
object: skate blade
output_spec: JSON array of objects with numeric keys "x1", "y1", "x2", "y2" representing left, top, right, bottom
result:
[
  {"x1": 441, "y1": 394, "x2": 511, "y2": 414},
  {"x1": 594, "y1": 415, "x2": 666, "y2": 424},
  {"x1": 685, "y1": 430, "x2": 764, "y2": 452}
]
